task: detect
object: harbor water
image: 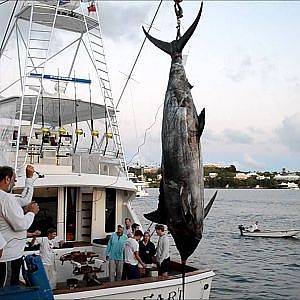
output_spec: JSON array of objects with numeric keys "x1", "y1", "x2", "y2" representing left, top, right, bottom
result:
[{"x1": 131, "y1": 188, "x2": 300, "y2": 300}]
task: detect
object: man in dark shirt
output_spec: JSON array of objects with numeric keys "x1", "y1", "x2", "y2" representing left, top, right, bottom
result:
[{"x1": 139, "y1": 231, "x2": 156, "y2": 277}]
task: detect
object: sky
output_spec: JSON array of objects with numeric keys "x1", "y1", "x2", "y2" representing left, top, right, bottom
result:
[{"x1": 0, "y1": 1, "x2": 299, "y2": 172}]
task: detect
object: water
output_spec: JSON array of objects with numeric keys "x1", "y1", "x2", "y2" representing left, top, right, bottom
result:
[{"x1": 131, "y1": 188, "x2": 300, "y2": 300}]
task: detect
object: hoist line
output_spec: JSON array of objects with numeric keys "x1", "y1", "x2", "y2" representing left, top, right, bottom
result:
[{"x1": 116, "y1": 0, "x2": 163, "y2": 109}]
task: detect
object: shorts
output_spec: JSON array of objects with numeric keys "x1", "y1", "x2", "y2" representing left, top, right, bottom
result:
[{"x1": 158, "y1": 257, "x2": 170, "y2": 275}]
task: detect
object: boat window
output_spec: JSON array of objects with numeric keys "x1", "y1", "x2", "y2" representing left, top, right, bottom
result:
[
  {"x1": 28, "y1": 188, "x2": 58, "y2": 236},
  {"x1": 105, "y1": 188, "x2": 116, "y2": 233},
  {"x1": 66, "y1": 187, "x2": 77, "y2": 241}
]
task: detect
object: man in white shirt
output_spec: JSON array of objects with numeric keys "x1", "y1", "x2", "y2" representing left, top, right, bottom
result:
[
  {"x1": 124, "y1": 230, "x2": 146, "y2": 279},
  {"x1": 0, "y1": 165, "x2": 39, "y2": 287},
  {"x1": 124, "y1": 217, "x2": 132, "y2": 237},
  {"x1": 155, "y1": 224, "x2": 170, "y2": 277},
  {"x1": 30, "y1": 228, "x2": 60, "y2": 289}
]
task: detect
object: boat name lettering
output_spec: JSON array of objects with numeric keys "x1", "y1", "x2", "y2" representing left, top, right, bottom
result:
[{"x1": 141, "y1": 288, "x2": 183, "y2": 300}]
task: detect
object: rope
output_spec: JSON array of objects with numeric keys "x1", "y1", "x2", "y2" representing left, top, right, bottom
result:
[
  {"x1": 174, "y1": 0, "x2": 183, "y2": 40},
  {"x1": 182, "y1": 260, "x2": 186, "y2": 300}
]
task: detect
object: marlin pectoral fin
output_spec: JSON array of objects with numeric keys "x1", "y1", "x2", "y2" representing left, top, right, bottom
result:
[
  {"x1": 204, "y1": 190, "x2": 217, "y2": 219},
  {"x1": 144, "y1": 210, "x2": 162, "y2": 224},
  {"x1": 144, "y1": 178, "x2": 165, "y2": 224},
  {"x1": 143, "y1": 26, "x2": 171, "y2": 55},
  {"x1": 198, "y1": 108, "x2": 205, "y2": 137}
]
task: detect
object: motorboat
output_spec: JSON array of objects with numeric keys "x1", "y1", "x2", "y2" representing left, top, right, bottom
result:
[
  {"x1": 238, "y1": 225, "x2": 300, "y2": 238},
  {"x1": 128, "y1": 173, "x2": 149, "y2": 197},
  {"x1": 0, "y1": 1, "x2": 214, "y2": 299}
]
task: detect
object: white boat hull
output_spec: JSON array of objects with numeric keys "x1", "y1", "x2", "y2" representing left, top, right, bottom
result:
[
  {"x1": 54, "y1": 266, "x2": 214, "y2": 300},
  {"x1": 241, "y1": 229, "x2": 300, "y2": 238}
]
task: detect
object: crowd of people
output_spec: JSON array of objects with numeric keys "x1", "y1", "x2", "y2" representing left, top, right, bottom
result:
[
  {"x1": 106, "y1": 218, "x2": 170, "y2": 282},
  {"x1": 0, "y1": 164, "x2": 171, "y2": 290}
]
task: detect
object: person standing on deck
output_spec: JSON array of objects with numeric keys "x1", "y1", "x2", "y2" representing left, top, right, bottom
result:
[
  {"x1": 155, "y1": 224, "x2": 170, "y2": 277},
  {"x1": 139, "y1": 231, "x2": 156, "y2": 277},
  {"x1": 0, "y1": 165, "x2": 39, "y2": 287},
  {"x1": 124, "y1": 230, "x2": 146, "y2": 279},
  {"x1": 30, "y1": 228, "x2": 61, "y2": 289},
  {"x1": 124, "y1": 217, "x2": 132, "y2": 237},
  {"x1": 105, "y1": 225, "x2": 128, "y2": 282},
  {"x1": 131, "y1": 223, "x2": 140, "y2": 236}
]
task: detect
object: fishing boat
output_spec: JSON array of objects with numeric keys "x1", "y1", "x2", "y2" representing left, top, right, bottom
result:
[
  {"x1": 0, "y1": 1, "x2": 214, "y2": 299},
  {"x1": 238, "y1": 226, "x2": 300, "y2": 238}
]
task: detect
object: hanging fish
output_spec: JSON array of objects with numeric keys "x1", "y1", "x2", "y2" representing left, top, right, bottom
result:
[{"x1": 143, "y1": 2, "x2": 217, "y2": 262}]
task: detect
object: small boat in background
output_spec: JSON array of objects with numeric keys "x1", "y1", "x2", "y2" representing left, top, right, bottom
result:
[
  {"x1": 128, "y1": 173, "x2": 149, "y2": 197},
  {"x1": 238, "y1": 225, "x2": 300, "y2": 238}
]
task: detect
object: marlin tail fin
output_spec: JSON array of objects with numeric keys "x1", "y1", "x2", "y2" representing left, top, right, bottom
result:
[{"x1": 143, "y1": 2, "x2": 203, "y2": 56}]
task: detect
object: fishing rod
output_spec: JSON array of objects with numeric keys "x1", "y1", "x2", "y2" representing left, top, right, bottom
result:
[
  {"x1": 103, "y1": 109, "x2": 108, "y2": 156},
  {"x1": 56, "y1": 70, "x2": 63, "y2": 159},
  {"x1": 73, "y1": 71, "x2": 80, "y2": 154},
  {"x1": 146, "y1": 221, "x2": 154, "y2": 233},
  {"x1": 39, "y1": 93, "x2": 46, "y2": 157},
  {"x1": 88, "y1": 75, "x2": 95, "y2": 154}
]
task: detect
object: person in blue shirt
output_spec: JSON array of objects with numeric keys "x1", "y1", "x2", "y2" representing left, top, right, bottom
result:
[{"x1": 106, "y1": 224, "x2": 128, "y2": 282}]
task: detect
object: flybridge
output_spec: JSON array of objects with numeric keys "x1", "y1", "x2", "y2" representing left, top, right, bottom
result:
[{"x1": 29, "y1": 73, "x2": 91, "y2": 84}]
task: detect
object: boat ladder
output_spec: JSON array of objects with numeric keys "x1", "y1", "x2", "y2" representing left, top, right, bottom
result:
[
  {"x1": 15, "y1": 2, "x2": 60, "y2": 169},
  {"x1": 80, "y1": 4, "x2": 128, "y2": 176}
]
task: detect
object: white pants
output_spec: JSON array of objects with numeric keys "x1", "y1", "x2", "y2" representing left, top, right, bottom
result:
[
  {"x1": 109, "y1": 260, "x2": 123, "y2": 282},
  {"x1": 43, "y1": 264, "x2": 57, "y2": 289}
]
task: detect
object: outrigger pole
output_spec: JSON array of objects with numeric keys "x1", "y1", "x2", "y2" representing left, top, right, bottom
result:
[{"x1": 116, "y1": 0, "x2": 163, "y2": 109}]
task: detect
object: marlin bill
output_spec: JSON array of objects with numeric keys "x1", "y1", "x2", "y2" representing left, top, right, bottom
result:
[{"x1": 143, "y1": 2, "x2": 217, "y2": 262}]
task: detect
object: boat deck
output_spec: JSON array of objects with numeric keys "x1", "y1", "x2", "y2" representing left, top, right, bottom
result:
[{"x1": 53, "y1": 261, "x2": 210, "y2": 295}]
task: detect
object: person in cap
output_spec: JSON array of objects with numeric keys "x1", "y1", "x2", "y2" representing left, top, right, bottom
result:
[{"x1": 106, "y1": 224, "x2": 128, "y2": 282}]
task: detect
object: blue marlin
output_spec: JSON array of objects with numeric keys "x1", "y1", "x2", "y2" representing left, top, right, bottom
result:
[{"x1": 143, "y1": 2, "x2": 217, "y2": 262}]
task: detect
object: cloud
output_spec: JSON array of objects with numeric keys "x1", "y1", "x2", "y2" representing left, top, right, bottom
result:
[
  {"x1": 276, "y1": 113, "x2": 300, "y2": 152},
  {"x1": 202, "y1": 129, "x2": 222, "y2": 142},
  {"x1": 285, "y1": 76, "x2": 300, "y2": 93},
  {"x1": 247, "y1": 126, "x2": 265, "y2": 135},
  {"x1": 99, "y1": 2, "x2": 152, "y2": 41},
  {"x1": 225, "y1": 54, "x2": 277, "y2": 84},
  {"x1": 242, "y1": 153, "x2": 264, "y2": 169},
  {"x1": 225, "y1": 55, "x2": 253, "y2": 82},
  {"x1": 223, "y1": 128, "x2": 253, "y2": 144}
]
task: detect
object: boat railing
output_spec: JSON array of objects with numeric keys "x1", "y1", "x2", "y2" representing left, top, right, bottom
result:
[
  {"x1": 24, "y1": 0, "x2": 80, "y2": 12},
  {"x1": 3, "y1": 146, "x2": 126, "y2": 177},
  {"x1": 72, "y1": 152, "x2": 126, "y2": 177}
]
